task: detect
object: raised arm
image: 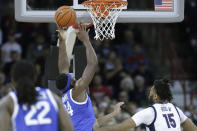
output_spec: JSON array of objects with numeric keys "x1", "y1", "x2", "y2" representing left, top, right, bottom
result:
[
  {"x1": 57, "y1": 29, "x2": 70, "y2": 73},
  {"x1": 95, "y1": 102, "x2": 124, "y2": 128},
  {"x1": 72, "y1": 23, "x2": 98, "y2": 98}
]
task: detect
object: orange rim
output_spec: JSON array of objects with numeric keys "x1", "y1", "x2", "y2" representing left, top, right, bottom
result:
[{"x1": 82, "y1": 0, "x2": 128, "y2": 9}]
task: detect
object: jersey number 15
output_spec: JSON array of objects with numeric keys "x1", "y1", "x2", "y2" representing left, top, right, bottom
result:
[{"x1": 163, "y1": 113, "x2": 176, "y2": 128}]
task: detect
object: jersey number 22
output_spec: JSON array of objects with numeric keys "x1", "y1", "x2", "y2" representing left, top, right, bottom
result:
[{"x1": 25, "y1": 101, "x2": 52, "y2": 126}]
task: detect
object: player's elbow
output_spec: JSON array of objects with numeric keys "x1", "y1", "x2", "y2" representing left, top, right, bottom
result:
[
  {"x1": 92, "y1": 63, "x2": 98, "y2": 72},
  {"x1": 95, "y1": 58, "x2": 98, "y2": 65},
  {"x1": 93, "y1": 60, "x2": 98, "y2": 67},
  {"x1": 88, "y1": 60, "x2": 98, "y2": 69}
]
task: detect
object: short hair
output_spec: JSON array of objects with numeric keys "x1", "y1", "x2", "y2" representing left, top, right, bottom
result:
[
  {"x1": 56, "y1": 73, "x2": 75, "y2": 93},
  {"x1": 153, "y1": 79, "x2": 173, "y2": 102},
  {"x1": 56, "y1": 73, "x2": 68, "y2": 91}
]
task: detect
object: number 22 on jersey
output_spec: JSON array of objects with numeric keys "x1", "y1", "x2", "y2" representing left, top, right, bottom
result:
[
  {"x1": 24, "y1": 101, "x2": 52, "y2": 126},
  {"x1": 64, "y1": 101, "x2": 74, "y2": 116}
]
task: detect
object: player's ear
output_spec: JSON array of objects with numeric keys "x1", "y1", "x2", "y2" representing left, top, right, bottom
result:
[
  {"x1": 155, "y1": 93, "x2": 161, "y2": 102},
  {"x1": 152, "y1": 88, "x2": 158, "y2": 101},
  {"x1": 71, "y1": 78, "x2": 76, "y2": 86}
]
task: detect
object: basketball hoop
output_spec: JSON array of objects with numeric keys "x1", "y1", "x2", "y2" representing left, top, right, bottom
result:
[{"x1": 82, "y1": 0, "x2": 127, "y2": 41}]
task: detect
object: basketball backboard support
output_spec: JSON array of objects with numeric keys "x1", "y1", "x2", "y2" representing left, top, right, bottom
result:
[{"x1": 15, "y1": 0, "x2": 184, "y2": 23}]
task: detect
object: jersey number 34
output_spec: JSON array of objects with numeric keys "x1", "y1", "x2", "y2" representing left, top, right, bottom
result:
[
  {"x1": 24, "y1": 101, "x2": 52, "y2": 126},
  {"x1": 64, "y1": 101, "x2": 73, "y2": 116}
]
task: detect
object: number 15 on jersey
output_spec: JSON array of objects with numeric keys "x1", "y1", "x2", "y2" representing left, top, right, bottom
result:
[{"x1": 163, "y1": 113, "x2": 177, "y2": 128}]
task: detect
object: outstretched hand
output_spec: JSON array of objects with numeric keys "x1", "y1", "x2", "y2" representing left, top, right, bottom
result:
[
  {"x1": 77, "y1": 23, "x2": 90, "y2": 43},
  {"x1": 56, "y1": 27, "x2": 67, "y2": 41},
  {"x1": 113, "y1": 102, "x2": 124, "y2": 115}
]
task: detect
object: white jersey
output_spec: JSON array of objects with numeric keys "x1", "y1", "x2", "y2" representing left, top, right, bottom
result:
[{"x1": 132, "y1": 103, "x2": 188, "y2": 131}]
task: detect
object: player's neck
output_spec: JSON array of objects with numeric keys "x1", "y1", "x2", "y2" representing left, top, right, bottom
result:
[{"x1": 155, "y1": 100, "x2": 168, "y2": 104}]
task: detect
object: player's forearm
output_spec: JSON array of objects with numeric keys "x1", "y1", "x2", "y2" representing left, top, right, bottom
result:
[
  {"x1": 97, "y1": 112, "x2": 117, "y2": 127},
  {"x1": 72, "y1": 40, "x2": 97, "y2": 97},
  {"x1": 182, "y1": 118, "x2": 197, "y2": 131},
  {"x1": 58, "y1": 39, "x2": 70, "y2": 73},
  {"x1": 84, "y1": 40, "x2": 98, "y2": 66}
]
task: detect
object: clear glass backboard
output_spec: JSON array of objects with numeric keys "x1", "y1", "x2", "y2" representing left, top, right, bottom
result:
[{"x1": 15, "y1": 0, "x2": 184, "y2": 23}]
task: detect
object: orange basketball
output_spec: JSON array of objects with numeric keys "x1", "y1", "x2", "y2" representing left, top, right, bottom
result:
[{"x1": 55, "y1": 6, "x2": 77, "y2": 28}]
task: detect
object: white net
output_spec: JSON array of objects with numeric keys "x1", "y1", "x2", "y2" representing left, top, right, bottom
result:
[{"x1": 83, "y1": 0, "x2": 127, "y2": 41}]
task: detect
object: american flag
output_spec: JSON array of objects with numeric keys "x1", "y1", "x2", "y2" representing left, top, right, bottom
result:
[{"x1": 154, "y1": 0, "x2": 173, "y2": 11}]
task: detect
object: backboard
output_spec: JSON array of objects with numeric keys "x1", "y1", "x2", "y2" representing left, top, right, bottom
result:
[{"x1": 15, "y1": 0, "x2": 184, "y2": 23}]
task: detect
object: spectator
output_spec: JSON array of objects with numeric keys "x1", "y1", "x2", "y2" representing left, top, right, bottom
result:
[
  {"x1": 97, "y1": 39, "x2": 114, "y2": 58},
  {"x1": 3, "y1": 51, "x2": 20, "y2": 79},
  {"x1": 98, "y1": 96, "x2": 111, "y2": 113},
  {"x1": 130, "y1": 75, "x2": 148, "y2": 106},
  {"x1": 90, "y1": 74, "x2": 112, "y2": 103},
  {"x1": 1, "y1": 33, "x2": 22, "y2": 64},
  {"x1": 126, "y1": 102, "x2": 137, "y2": 116},
  {"x1": 26, "y1": 33, "x2": 47, "y2": 61},
  {"x1": 0, "y1": 71, "x2": 5, "y2": 87},
  {"x1": 126, "y1": 44, "x2": 147, "y2": 73},
  {"x1": 117, "y1": 30, "x2": 135, "y2": 59},
  {"x1": 120, "y1": 76, "x2": 134, "y2": 92},
  {"x1": 0, "y1": 71, "x2": 9, "y2": 99},
  {"x1": 104, "y1": 51, "x2": 124, "y2": 87},
  {"x1": 1, "y1": 2, "x2": 17, "y2": 39},
  {"x1": 118, "y1": 91, "x2": 129, "y2": 102},
  {"x1": 0, "y1": 27, "x2": 2, "y2": 45},
  {"x1": 132, "y1": 61, "x2": 154, "y2": 86}
]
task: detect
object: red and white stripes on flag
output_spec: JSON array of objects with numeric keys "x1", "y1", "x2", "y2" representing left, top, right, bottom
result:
[{"x1": 155, "y1": 0, "x2": 173, "y2": 11}]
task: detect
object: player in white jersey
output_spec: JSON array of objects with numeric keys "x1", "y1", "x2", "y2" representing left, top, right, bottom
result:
[{"x1": 94, "y1": 79, "x2": 197, "y2": 131}]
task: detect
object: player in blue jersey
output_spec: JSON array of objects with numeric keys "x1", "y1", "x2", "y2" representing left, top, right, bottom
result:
[
  {"x1": 0, "y1": 60, "x2": 74, "y2": 131},
  {"x1": 56, "y1": 23, "x2": 125, "y2": 131},
  {"x1": 93, "y1": 79, "x2": 197, "y2": 131},
  {"x1": 56, "y1": 23, "x2": 97, "y2": 131}
]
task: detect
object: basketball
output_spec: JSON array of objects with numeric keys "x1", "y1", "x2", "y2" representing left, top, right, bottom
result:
[{"x1": 55, "y1": 6, "x2": 77, "y2": 28}]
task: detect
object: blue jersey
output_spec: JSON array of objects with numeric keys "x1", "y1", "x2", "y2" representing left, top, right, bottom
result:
[
  {"x1": 62, "y1": 89, "x2": 96, "y2": 131},
  {"x1": 9, "y1": 87, "x2": 59, "y2": 131}
]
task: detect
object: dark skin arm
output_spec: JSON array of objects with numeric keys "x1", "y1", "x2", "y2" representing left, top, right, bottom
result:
[
  {"x1": 181, "y1": 118, "x2": 197, "y2": 131},
  {"x1": 57, "y1": 23, "x2": 98, "y2": 102},
  {"x1": 53, "y1": 93, "x2": 74, "y2": 131},
  {"x1": 0, "y1": 95, "x2": 13, "y2": 131},
  {"x1": 72, "y1": 23, "x2": 98, "y2": 102},
  {"x1": 93, "y1": 102, "x2": 136, "y2": 131},
  {"x1": 94, "y1": 102, "x2": 124, "y2": 128},
  {"x1": 57, "y1": 29, "x2": 70, "y2": 73},
  {"x1": 94, "y1": 118, "x2": 135, "y2": 131}
]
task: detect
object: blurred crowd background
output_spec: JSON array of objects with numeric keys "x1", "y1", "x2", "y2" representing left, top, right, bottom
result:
[{"x1": 0, "y1": 0, "x2": 197, "y2": 130}]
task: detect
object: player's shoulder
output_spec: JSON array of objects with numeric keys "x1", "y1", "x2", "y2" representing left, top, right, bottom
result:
[
  {"x1": 137, "y1": 106, "x2": 155, "y2": 115},
  {"x1": 0, "y1": 93, "x2": 14, "y2": 115}
]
